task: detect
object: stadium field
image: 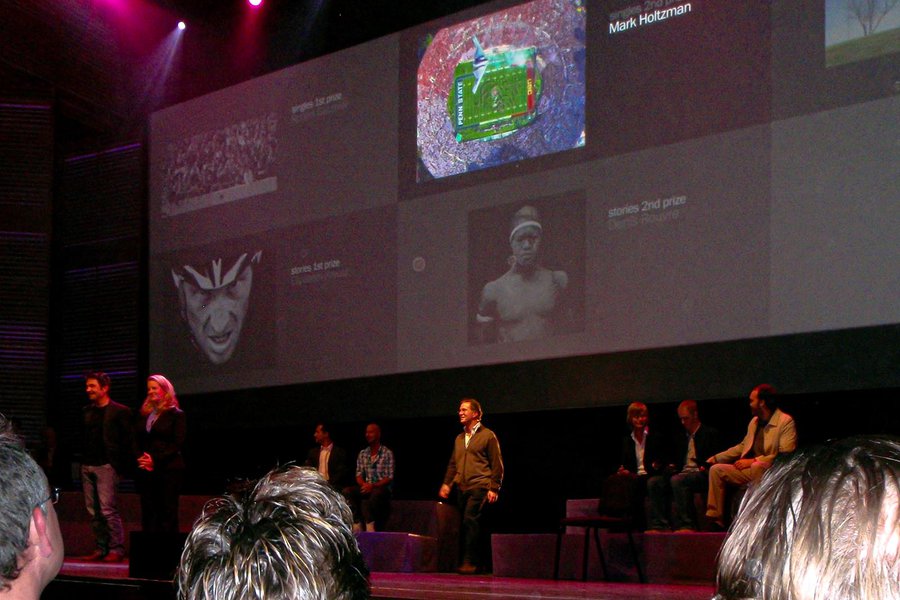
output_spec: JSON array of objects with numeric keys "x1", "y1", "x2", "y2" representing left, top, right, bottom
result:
[{"x1": 448, "y1": 46, "x2": 542, "y2": 142}]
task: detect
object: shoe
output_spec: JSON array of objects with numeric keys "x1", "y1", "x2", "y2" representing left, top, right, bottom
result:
[
  {"x1": 457, "y1": 563, "x2": 478, "y2": 575},
  {"x1": 79, "y1": 550, "x2": 107, "y2": 561},
  {"x1": 644, "y1": 529, "x2": 667, "y2": 534},
  {"x1": 103, "y1": 550, "x2": 126, "y2": 563},
  {"x1": 674, "y1": 528, "x2": 697, "y2": 534}
]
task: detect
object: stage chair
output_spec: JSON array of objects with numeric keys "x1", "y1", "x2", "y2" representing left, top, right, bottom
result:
[{"x1": 553, "y1": 476, "x2": 645, "y2": 583}]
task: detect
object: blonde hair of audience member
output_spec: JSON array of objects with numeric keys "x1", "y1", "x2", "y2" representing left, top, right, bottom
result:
[
  {"x1": 178, "y1": 465, "x2": 369, "y2": 600},
  {"x1": 715, "y1": 435, "x2": 900, "y2": 600}
]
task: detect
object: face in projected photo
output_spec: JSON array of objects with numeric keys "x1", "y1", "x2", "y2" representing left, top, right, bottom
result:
[
  {"x1": 511, "y1": 222, "x2": 541, "y2": 269},
  {"x1": 476, "y1": 205, "x2": 569, "y2": 343},
  {"x1": 171, "y1": 250, "x2": 262, "y2": 365}
]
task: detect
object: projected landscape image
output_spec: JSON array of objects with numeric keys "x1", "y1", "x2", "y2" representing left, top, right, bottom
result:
[
  {"x1": 416, "y1": 0, "x2": 585, "y2": 181},
  {"x1": 825, "y1": 0, "x2": 900, "y2": 67}
]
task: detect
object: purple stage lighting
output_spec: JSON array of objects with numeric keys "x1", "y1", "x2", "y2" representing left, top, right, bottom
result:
[
  {"x1": 177, "y1": 21, "x2": 186, "y2": 30},
  {"x1": 249, "y1": 0, "x2": 263, "y2": 6}
]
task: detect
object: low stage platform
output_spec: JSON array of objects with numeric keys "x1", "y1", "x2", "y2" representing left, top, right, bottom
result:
[
  {"x1": 370, "y1": 573, "x2": 713, "y2": 599},
  {"x1": 50, "y1": 566, "x2": 715, "y2": 600},
  {"x1": 52, "y1": 491, "x2": 721, "y2": 598}
]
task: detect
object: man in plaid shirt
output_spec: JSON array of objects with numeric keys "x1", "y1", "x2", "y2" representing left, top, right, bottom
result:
[{"x1": 349, "y1": 423, "x2": 394, "y2": 532}]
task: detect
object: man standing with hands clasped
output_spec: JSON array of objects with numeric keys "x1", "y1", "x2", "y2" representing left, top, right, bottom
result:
[{"x1": 439, "y1": 398, "x2": 504, "y2": 575}]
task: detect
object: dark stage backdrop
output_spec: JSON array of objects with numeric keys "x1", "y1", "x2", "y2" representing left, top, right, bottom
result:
[{"x1": 148, "y1": 0, "x2": 900, "y2": 419}]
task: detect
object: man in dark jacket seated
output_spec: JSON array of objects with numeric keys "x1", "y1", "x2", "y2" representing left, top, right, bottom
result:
[{"x1": 646, "y1": 400, "x2": 720, "y2": 532}]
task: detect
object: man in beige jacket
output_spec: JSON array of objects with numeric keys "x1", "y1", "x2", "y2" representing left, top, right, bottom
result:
[{"x1": 705, "y1": 384, "x2": 797, "y2": 529}]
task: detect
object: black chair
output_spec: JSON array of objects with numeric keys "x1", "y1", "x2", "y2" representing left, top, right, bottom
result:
[{"x1": 553, "y1": 475, "x2": 645, "y2": 582}]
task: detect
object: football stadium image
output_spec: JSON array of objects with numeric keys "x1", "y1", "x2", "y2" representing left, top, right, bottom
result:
[
  {"x1": 416, "y1": 0, "x2": 586, "y2": 180},
  {"x1": 447, "y1": 38, "x2": 543, "y2": 143}
]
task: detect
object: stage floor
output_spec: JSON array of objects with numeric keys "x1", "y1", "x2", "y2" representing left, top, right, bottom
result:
[
  {"x1": 57, "y1": 560, "x2": 715, "y2": 600},
  {"x1": 372, "y1": 572, "x2": 714, "y2": 599}
]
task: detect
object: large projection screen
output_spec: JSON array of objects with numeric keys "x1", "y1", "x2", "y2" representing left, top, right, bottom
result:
[{"x1": 149, "y1": 0, "x2": 900, "y2": 409}]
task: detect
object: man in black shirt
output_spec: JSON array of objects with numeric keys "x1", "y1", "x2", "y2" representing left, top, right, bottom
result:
[{"x1": 81, "y1": 371, "x2": 134, "y2": 562}]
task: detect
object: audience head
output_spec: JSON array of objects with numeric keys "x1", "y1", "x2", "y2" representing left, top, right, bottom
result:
[
  {"x1": 178, "y1": 465, "x2": 369, "y2": 600},
  {"x1": 715, "y1": 435, "x2": 900, "y2": 600},
  {"x1": 0, "y1": 415, "x2": 64, "y2": 596}
]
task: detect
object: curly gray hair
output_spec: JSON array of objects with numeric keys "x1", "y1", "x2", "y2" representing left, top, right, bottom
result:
[
  {"x1": 178, "y1": 465, "x2": 369, "y2": 600},
  {"x1": 0, "y1": 415, "x2": 48, "y2": 590}
]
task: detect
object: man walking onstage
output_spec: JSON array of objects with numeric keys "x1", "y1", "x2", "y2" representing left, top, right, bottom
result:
[
  {"x1": 439, "y1": 398, "x2": 504, "y2": 575},
  {"x1": 81, "y1": 371, "x2": 135, "y2": 562}
]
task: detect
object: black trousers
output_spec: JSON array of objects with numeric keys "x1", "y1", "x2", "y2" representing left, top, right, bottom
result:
[
  {"x1": 137, "y1": 469, "x2": 183, "y2": 533},
  {"x1": 456, "y1": 486, "x2": 492, "y2": 568}
]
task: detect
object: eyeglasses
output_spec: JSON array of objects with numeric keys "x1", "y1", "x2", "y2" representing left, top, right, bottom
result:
[{"x1": 41, "y1": 487, "x2": 61, "y2": 507}]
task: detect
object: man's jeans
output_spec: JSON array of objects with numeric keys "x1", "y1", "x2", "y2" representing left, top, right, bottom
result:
[{"x1": 82, "y1": 464, "x2": 125, "y2": 553}]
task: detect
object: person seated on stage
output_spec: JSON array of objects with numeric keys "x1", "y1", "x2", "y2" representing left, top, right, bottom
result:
[
  {"x1": 646, "y1": 399, "x2": 721, "y2": 532},
  {"x1": 0, "y1": 415, "x2": 64, "y2": 600},
  {"x1": 714, "y1": 435, "x2": 900, "y2": 600},
  {"x1": 177, "y1": 465, "x2": 369, "y2": 600},
  {"x1": 304, "y1": 422, "x2": 352, "y2": 491},
  {"x1": 705, "y1": 384, "x2": 796, "y2": 530},
  {"x1": 346, "y1": 423, "x2": 394, "y2": 532},
  {"x1": 605, "y1": 402, "x2": 664, "y2": 526}
]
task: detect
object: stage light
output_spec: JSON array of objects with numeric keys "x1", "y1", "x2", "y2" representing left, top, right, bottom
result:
[
  {"x1": 249, "y1": 0, "x2": 263, "y2": 6},
  {"x1": 177, "y1": 21, "x2": 186, "y2": 30}
]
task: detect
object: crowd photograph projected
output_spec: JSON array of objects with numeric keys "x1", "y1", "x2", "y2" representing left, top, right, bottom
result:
[
  {"x1": 159, "y1": 113, "x2": 278, "y2": 216},
  {"x1": 416, "y1": 0, "x2": 586, "y2": 181}
]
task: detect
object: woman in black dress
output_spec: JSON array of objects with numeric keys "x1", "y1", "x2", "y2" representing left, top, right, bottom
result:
[{"x1": 136, "y1": 374, "x2": 186, "y2": 533}]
